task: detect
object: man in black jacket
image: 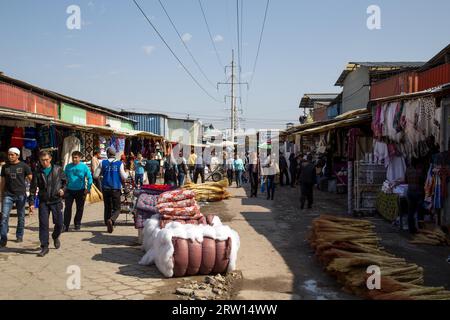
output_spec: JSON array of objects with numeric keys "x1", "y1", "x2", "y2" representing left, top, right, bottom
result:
[
  {"x1": 29, "y1": 151, "x2": 66, "y2": 257},
  {"x1": 299, "y1": 154, "x2": 316, "y2": 210}
]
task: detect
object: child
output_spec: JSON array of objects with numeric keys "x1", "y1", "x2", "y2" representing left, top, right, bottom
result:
[{"x1": 134, "y1": 153, "x2": 146, "y2": 188}]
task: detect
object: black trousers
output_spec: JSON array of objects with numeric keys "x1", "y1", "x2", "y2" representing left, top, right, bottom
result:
[
  {"x1": 407, "y1": 190, "x2": 423, "y2": 234},
  {"x1": 93, "y1": 178, "x2": 102, "y2": 192},
  {"x1": 250, "y1": 172, "x2": 259, "y2": 196},
  {"x1": 148, "y1": 172, "x2": 157, "y2": 185},
  {"x1": 266, "y1": 175, "x2": 276, "y2": 199},
  {"x1": 290, "y1": 168, "x2": 297, "y2": 187},
  {"x1": 194, "y1": 168, "x2": 205, "y2": 184},
  {"x1": 103, "y1": 189, "x2": 121, "y2": 225},
  {"x1": 39, "y1": 202, "x2": 63, "y2": 248},
  {"x1": 300, "y1": 183, "x2": 314, "y2": 208},
  {"x1": 227, "y1": 169, "x2": 233, "y2": 186},
  {"x1": 280, "y1": 168, "x2": 290, "y2": 186},
  {"x1": 64, "y1": 189, "x2": 86, "y2": 228}
]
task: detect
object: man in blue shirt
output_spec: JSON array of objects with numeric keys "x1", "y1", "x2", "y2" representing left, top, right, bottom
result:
[
  {"x1": 64, "y1": 151, "x2": 92, "y2": 232},
  {"x1": 94, "y1": 147, "x2": 128, "y2": 234}
]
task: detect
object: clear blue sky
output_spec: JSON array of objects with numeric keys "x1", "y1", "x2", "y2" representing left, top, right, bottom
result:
[{"x1": 1, "y1": 0, "x2": 449, "y2": 130}]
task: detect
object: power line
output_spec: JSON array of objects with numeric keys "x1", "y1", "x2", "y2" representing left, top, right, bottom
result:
[
  {"x1": 157, "y1": 0, "x2": 217, "y2": 89},
  {"x1": 198, "y1": 0, "x2": 224, "y2": 70},
  {"x1": 249, "y1": 0, "x2": 270, "y2": 87},
  {"x1": 132, "y1": 0, "x2": 222, "y2": 103}
]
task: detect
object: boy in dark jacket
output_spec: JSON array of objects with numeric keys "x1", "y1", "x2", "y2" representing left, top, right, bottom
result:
[
  {"x1": 29, "y1": 151, "x2": 67, "y2": 257},
  {"x1": 299, "y1": 154, "x2": 316, "y2": 210}
]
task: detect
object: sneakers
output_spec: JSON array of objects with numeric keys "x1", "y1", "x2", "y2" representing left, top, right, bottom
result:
[
  {"x1": 37, "y1": 247, "x2": 49, "y2": 257},
  {"x1": 74, "y1": 225, "x2": 81, "y2": 231},
  {"x1": 16, "y1": 237, "x2": 23, "y2": 243},
  {"x1": 0, "y1": 238, "x2": 7, "y2": 248},
  {"x1": 106, "y1": 219, "x2": 114, "y2": 234},
  {"x1": 54, "y1": 238, "x2": 61, "y2": 249},
  {"x1": 62, "y1": 226, "x2": 69, "y2": 233}
]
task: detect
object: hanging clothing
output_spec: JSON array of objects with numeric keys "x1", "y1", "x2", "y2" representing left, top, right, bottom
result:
[
  {"x1": 373, "y1": 141, "x2": 389, "y2": 166},
  {"x1": 347, "y1": 128, "x2": 362, "y2": 161},
  {"x1": 386, "y1": 156, "x2": 406, "y2": 183},
  {"x1": 62, "y1": 135, "x2": 81, "y2": 169},
  {"x1": 417, "y1": 97, "x2": 436, "y2": 138},
  {"x1": 10, "y1": 127, "x2": 24, "y2": 148}
]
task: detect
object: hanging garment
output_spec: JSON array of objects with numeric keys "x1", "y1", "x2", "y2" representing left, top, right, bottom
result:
[
  {"x1": 23, "y1": 127, "x2": 38, "y2": 150},
  {"x1": 10, "y1": 127, "x2": 24, "y2": 148},
  {"x1": 62, "y1": 135, "x2": 81, "y2": 169},
  {"x1": 403, "y1": 99, "x2": 422, "y2": 158},
  {"x1": 418, "y1": 97, "x2": 436, "y2": 138},
  {"x1": 347, "y1": 128, "x2": 362, "y2": 161},
  {"x1": 39, "y1": 126, "x2": 56, "y2": 149},
  {"x1": 371, "y1": 104, "x2": 383, "y2": 139},
  {"x1": 84, "y1": 133, "x2": 94, "y2": 162},
  {"x1": 380, "y1": 103, "x2": 388, "y2": 137},
  {"x1": 373, "y1": 140, "x2": 389, "y2": 166},
  {"x1": 386, "y1": 156, "x2": 406, "y2": 183},
  {"x1": 433, "y1": 107, "x2": 441, "y2": 143},
  {"x1": 386, "y1": 102, "x2": 402, "y2": 142}
]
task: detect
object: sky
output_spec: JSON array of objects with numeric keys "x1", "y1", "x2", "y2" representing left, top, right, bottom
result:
[{"x1": 1, "y1": 0, "x2": 450, "y2": 130}]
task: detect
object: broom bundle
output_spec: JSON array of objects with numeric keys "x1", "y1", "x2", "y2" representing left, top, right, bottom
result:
[
  {"x1": 87, "y1": 184, "x2": 103, "y2": 204},
  {"x1": 182, "y1": 180, "x2": 231, "y2": 202},
  {"x1": 309, "y1": 215, "x2": 450, "y2": 300},
  {"x1": 410, "y1": 228, "x2": 450, "y2": 246}
]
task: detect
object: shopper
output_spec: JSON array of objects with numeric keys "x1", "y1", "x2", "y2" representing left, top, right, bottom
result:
[
  {"x1": 404, "y1": 158, "x2": 425, "y2": 234},
  {"x1": 177, "y1": 151, "x2": 188, "y2": 187},
  {"x1": 0, "y1": 148, "x2": 33, "y2": 247},
  {"x1": 188, "y1": 149, "x2": 197, "y2": 182},
  {"x1": 91, "y1": 150, "x2": 102, "y2": 192},
  {"x1": 225, "y1": 153, "x2": 234, "y2": 186},
  {"x1": 263, "y1": 152, "x2": 277, "y2": 200},
  {"x1": 299, "y1": 154, "x2": 316, "y2": 209},
  {"x1": 248, "y1": 151, "x2": 259, "y2": 197},
  {"x1": 234, "y1": 154, "x2": 245, "y2": 188},
  {"x1": 279, "y1": 153, "x2": 290, "y2": 186},
  {"x1": 64, "y1": 151, "x2": 92, "y2": 231},
  {"x1": 194, "y1": 152, "x2": 206, "y2": 184},
  {"x1": 145, "y1": 153, "x2": 160, "y2": 185},
  {"x1": 94, "y1": 147, "x2": 128, "y2": 234},
  {"x1": 134, "y1": 153, "x2": 146, "y2": 188},
  {"x1": 29, "y1": 151, "x2": 66, "y2": 257},
  {"x1": 289, "y1": 153, "x2": 298, "y2": 188},
  {"x1": 163, "y1": 153, "x2": 178, "y2": 186}
]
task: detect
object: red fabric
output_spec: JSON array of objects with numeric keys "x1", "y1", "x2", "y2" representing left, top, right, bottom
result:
[{"x1": 10, "y1": 127, "x2": 24, "y2": 148}]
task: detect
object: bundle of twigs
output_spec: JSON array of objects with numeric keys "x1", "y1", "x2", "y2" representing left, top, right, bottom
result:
[
  {"x1": 309, "y1": 215, "x2": 450, "y2": 300},
  {"x1": 410, "y1": 228, "x2": 450, "y2": 246},
  {"x1": 182, "y1": 180, "x2": 231, "y2": 202}
]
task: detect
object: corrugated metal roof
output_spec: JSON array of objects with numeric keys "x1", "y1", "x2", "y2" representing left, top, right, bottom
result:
[
  {"x1": 418, "y1": 43, "x2": 450, "y2": 71},
  {"x1": 299, "y1": 93, "x2": 340, "y2": 109},
  {"x1": 335, "y1": 62, "x2": 425, "y2": 86}
]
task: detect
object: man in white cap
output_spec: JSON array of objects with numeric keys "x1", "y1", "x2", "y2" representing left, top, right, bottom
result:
[{"x1": 0, "y1": 147, "x2": 33, "y2": 247}]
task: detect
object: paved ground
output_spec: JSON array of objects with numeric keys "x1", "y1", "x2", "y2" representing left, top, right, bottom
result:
[{"x1": 1, "y1": 183, "x2": 449, "y2": 300}]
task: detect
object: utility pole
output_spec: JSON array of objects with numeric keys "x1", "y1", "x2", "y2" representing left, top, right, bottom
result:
[{"x1": 217, "y1": 50, "x2": 248, "y2": 143}]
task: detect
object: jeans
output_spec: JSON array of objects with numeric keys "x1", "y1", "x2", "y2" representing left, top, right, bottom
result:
[
  {"x1": 250, "y1": 172, "x2": 259, "y2": 196},
  {"x1": 266, "y1": 175, "x2": 275, "y2": 199},
  {"x1": 1, "y1": 194, "x2": 27, "y2": 241},
  {"x1": 300, "y1": 183, "x2": 314, "y2": 208},
  {"x1": 188, "y1": 165, "x2": 195, "y2": 182},
  {"x1": 135, "y1": 173, "x2": 144, "y2": 188},
  {"x1": 64, "y1": 189, "x2": 86, "y2": 228},
  {"x1": 103, "y1": 189, "x2": 121, "y2": 225},
  {"x1": 227, "y1": 169, "x2": 233, "y2": 186},
  {"x1": 194, "y1": 168, "x2": 205, "y2": 184},
  {"x1": 39, "y1": 202, "x2": 63, "y2": 248},
  {"x1": 235, "y1": 170, "x2": 243, "y2": 187},
  {"x1": 178, "y1": 172, "x2": 185, "y2": 187}
]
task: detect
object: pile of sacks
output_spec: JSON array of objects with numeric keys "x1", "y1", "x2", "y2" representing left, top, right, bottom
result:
[
  {"x1": 139, "y1": 214, "x2": 240, "y2": 278},
  {"x1": 157, "y1": 189, "x2": 206, "y2": 228}
]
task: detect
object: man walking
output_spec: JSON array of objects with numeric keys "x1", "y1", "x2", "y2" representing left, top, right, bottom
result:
[
  {"x1": 248, "y1": 152, "x2": 259, "y2": 197},
  {"x1": 91, "y1": 150, "x2": 102, "y2": 192},
  {"x1": 0, "y1": 148, "x2": 33, "y2": 247},
  {"x1": 299, "y1": 154, "x2": 316, "y2": 209},
  {"x1": 279, "y1": 153, "x2": 290, "y2": 186},
  {"x1": 289, "y1": 153, "x2": 298, "y2": 188},
  {"x1": 145, "y1": 153, "x2": 160, "y2": 185},
  {"x1": 94, "y1": 148, "x2": 128, "y2": 234},
  {"x1": 29, "y1": 151, "x2": 66, "y2": 257},
  {"x1": 64, "y1": 151, "x2": 92, "y2": 231},
  {"x1": 194, "y1": 152, "x2": 205, "y2": 184},
  {"x1": 233, "y1": 154, "x2": 245, "y2": 188}
]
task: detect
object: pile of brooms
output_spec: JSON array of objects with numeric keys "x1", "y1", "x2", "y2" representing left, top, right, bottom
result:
[
  {"x1": 86, "y1": 185, "x2": 103, "y2": 204},
  {"x1": 309, "y1": 215, "x2": 450, "y2": 300},
  {"x1": 182, "y1": 180, "x2": 231, "y2": 202},
  {"x1": 410, "y1": 228, "x2": 450, "y2": 246}
]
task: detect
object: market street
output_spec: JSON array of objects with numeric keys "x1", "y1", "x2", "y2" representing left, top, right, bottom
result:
[{"x1": 1, "y1": 183, "x2": 448, "y2": 300}]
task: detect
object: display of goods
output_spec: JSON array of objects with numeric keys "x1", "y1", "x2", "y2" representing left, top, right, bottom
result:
[
  {"x1": 140, "y1": 214, "x2": 240, "y2": 278},
  {"x1": 142, "y1": 184, "x2": 177, "y2": 192},
  {"x1": 159, "y1": 204, "x2": 201, "y2": 217},
  {"x1": 135, "y1": 209, "x2": 155, "y2": 229},
  {"x1": 87, "y1": 184, "x2": 103, "y2": 204},
  {"x1": 182, "y1": 180, "x2": 231, "y2": 202},
  {"x1": 136, "y1": 193, "x2": 159, "y2": 212},
  {"x1": 410, "y1": 228, "x2": 450, "y2": 246},
  {"x1": 158, "y1": 189, "x2": 196, "y2": 204},
  {"x1": 156, "y1": 198, "x2": 197, "y2": 210},
  {"x1": 309, "y1": 215, "x2": 450, "y2": 300}
]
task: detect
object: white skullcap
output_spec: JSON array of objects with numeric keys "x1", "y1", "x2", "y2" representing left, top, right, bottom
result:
[{"x1": 8, "y1": 147, "x2": 20, "y2": 156}]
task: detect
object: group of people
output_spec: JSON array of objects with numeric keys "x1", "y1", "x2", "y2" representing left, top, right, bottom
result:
[{"x1": 0, "y1": 147, "x2": 130, "y2": 257}]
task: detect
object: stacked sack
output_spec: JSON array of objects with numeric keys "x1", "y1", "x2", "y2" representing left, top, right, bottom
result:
[
  {"x1": 157, "y1": 189, "x2": 207, "y2": 228},
  {"x1": 139, "y1": 214, "x2": 240, "y2": 278}
]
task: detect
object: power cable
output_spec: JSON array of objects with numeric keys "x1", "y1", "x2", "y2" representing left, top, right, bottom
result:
[
  {"x1": 249, "y1": 0, "x2": 270, "y2": 87},
  {"x1": 198, "y1": 0, "x2": 224, "y2": 70}
]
